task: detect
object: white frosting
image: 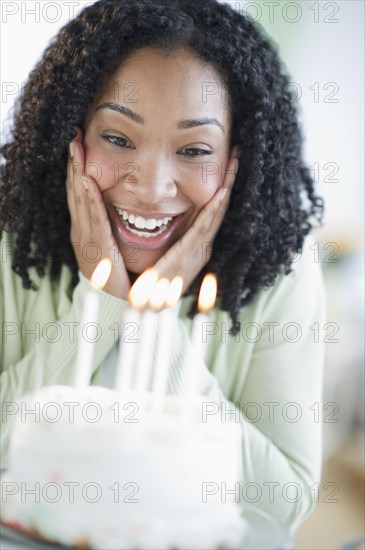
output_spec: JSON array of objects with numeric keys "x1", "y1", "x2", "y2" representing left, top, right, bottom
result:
[{"x1": 1, "y1": 385, "x2": 247, "y2": 549}]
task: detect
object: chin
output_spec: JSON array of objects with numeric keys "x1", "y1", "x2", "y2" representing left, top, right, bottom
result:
[
  {"x1": 126, "y1": 264, "x2": 143, "y2": 275},
  {"x1": 122, "y1": 249, "x2": 165, "y2": 275}
]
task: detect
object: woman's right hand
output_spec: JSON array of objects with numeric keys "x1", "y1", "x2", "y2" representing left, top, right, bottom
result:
[{"x1": 66, "y1": 128, "x2": 131, "y2": 300}]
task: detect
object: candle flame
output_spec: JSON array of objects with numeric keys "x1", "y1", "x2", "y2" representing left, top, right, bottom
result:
[
  {"x1": 129, "y1": 268, "x2": 159, "y2": 308},
  {"x1": 166, "y1": 276, "x2": 183, "y2": 308},
  {"x1": 90, "y1": 259, "x2": 112, "y2": 290},
  {"x1": 198, "y1": 273, "x2": 217, "y2": 313},
  {"x1": 149, "y1": 278, "x2": 170, "y2": 311}
]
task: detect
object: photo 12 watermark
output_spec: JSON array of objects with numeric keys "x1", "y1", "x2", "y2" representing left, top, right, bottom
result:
[
  {"x1": 1, "y1": 399, "x2": 141, "y2": 424},
  {"x1": 201, "y1": 400, "x2": 339, "y2": 424},
  {"x1": 201, "y1": 480, "x2": 339, "y2": 505},
  {"x1": 1, "y1": 480, "x2": 140, "y2": 504}
]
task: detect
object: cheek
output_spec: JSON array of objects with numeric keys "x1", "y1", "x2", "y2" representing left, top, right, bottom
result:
[
  {"x1": 182, "y1": 161, "x2": 226, "y2": 207},
  {"x1": 83, "y1": 147, "x2": 119, "y2": 192}
]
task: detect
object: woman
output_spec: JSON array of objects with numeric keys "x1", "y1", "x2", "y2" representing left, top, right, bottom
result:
[{"x1": 0, "y1": 0, "x2": 325, "y2": 547}]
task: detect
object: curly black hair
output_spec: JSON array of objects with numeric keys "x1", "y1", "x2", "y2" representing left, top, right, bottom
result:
[{"x1": 0, "y1": 0, "x2": 323, "y2": 334}]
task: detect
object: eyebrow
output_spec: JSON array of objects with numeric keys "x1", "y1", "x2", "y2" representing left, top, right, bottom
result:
[{"x1": 95, "y1": 102, "x2": 225, "y2": 133}]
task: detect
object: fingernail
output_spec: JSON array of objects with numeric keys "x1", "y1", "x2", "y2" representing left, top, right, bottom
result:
[
  {"x1": 69, "y1": 142, "x2": 75, "y2": 159},
  {"x1": 82, "y1": 176, "x2": 89, "y2": 190},
  {"x1": 219, "y1": 187, "x2": 228, "y2": 202}
]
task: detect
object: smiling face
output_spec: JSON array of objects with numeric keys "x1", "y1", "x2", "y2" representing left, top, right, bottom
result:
[{"x1": 83, "y1": 47, "x2": 235, "y2": 273}]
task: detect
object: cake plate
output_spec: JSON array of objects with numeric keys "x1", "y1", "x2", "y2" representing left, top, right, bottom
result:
[{"x1": 0, "y1": 520, "x2": 74, "y2": 550}]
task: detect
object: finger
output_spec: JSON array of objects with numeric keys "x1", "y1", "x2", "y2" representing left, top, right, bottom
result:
[
  {"x1": 190, "y1": 181, "x2": 231, "y2": 237},
  {"x1": 84, "y1": 176, "x2": 131, "y2": 291},
  {"x1": 198, "y1": 157, "x2": 238, "y2": 224},
  {"x1": 66, "y1": 126, "x2": 83, "y2": 190},
  {"x1": 204, "y1": 157, "x2": 239, "y2": 227},
  {"x1": 65, "y1": 145, "x2": 76, "y2": 219},
  {"x1": 74, "y1": 126, "x2": 83, "y2": 146},
  {"x1": 68, "y1": 127, "x2": 87, "y2": 208},
  {"x1": 222, "y1": 157, "x2": 239, "y2": 190},
  {"x1": 71, "y1": 137, "x2": 86, "y2": 209},
  {"x1": 86, "y1": 176, "x2": 113, "y2": 238},
  {"x1": 69, "y1": 137, "x2": 92, "y2": 240}
]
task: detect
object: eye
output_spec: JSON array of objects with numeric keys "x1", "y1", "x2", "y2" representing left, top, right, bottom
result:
[
  {"x1": 102, "y1": 135, "x2": 134, "y2": 148},
  {"x1": 180, "y1": 147, "x2": 213, "y2": 158}
]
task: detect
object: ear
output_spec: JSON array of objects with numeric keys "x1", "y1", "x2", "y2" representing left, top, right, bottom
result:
[{"x1": 230, "y1": 144, "x2": 242, "y2": 160}]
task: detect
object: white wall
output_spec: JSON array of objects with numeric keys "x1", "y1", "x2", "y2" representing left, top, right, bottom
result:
[
  {"x1": 1, "y1": 1, "x2": 94, "y2": 139},
  {"x1": 228, "y1": 1, "x2": 364, "y2": 233}
]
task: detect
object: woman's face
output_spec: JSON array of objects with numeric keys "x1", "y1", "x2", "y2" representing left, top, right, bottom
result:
[{"x1": 83, "y1": 47, "x2": 236, "y2": 273}]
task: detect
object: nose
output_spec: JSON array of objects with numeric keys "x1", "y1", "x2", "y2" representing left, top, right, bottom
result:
[{"x1": 123, "y1": 153, "x2": 177, "y2": 205}]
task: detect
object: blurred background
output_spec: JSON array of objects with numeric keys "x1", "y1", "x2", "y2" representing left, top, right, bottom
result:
[
  {"x1": 236, "y1": 2, "x2": 365, "y2": 548},
  {"x1": 1, "y1": 1, "x2": 364, "y2": 548}
]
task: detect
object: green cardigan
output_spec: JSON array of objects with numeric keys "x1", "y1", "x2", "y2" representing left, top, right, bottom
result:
[{"x1": 0, "y1": 230, "x2": 326, "y2": 548}]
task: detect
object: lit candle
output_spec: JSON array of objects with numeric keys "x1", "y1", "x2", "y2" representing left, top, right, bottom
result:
[
  {"x1": 132, "y1": 269, "x2": 160, "y2": 394},
  {"x1": 151, "y1": 276, "x2": 183, "y2": 410},
  {"x1": 182, "y1": 274, "x2": 217, "y2": 417},
  {"x1": 115, "y1": 268, "x2": 158, "y2": 393},
  {"x1": 74, "y1": 259, "x2": 112, "y2": 389}
]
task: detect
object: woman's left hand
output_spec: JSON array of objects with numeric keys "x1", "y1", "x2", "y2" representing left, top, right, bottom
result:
[{"x1": 153, "y1": 156, "x2": 239, "y2": 295}]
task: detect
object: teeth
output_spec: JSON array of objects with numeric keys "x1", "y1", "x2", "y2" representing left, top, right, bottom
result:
[
  {"x1": 115, "y1": 208, "x2": 173, "y2": 230},
  {"x1": 114, "y1": 207, "x2": 176, "y2": 238},
  {"x1": 127, "y1": 226, "x2": 168, "y2": 238},
  {"x1": 135, "y1": 216, "x2": 146, "y2": 229},
  {"x1": 146, "y1": 218, "x2": 157, "y2": 230}
]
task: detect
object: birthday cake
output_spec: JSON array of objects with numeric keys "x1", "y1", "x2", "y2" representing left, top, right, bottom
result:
[{"x1": 1, "y1": 384, "x2": 247, "y2": 549}]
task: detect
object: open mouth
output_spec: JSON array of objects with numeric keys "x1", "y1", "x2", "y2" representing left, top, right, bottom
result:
[{"x1": 114, "y1": 207, "x2": 177, "y2": 239}]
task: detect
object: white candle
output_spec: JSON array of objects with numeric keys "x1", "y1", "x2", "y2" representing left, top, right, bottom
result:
[
  {"x1": 183, "y1": 311, "x2": 209, "y2": 401},
  {"x1": 135, "y1": 308, "x2": 156, "y2": 393},
  {"x1": 182, "y1": 274, "x2": 217, "y2": 421},
  {"x1": 74, "y1": 259, "x2": 112, "y2": 389},
  {"x1": 115, "y1": 268, "x2": 159, "y2": 394},
  {"x1": 151, "y1": 308, "x2": 174, "y2": 409},
  {"x1": 151, "y1": 277, "x2": 183, "y2": 410},
  {"x1": 115, "y1": 307, "x2": 141, "y2": 393}
]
